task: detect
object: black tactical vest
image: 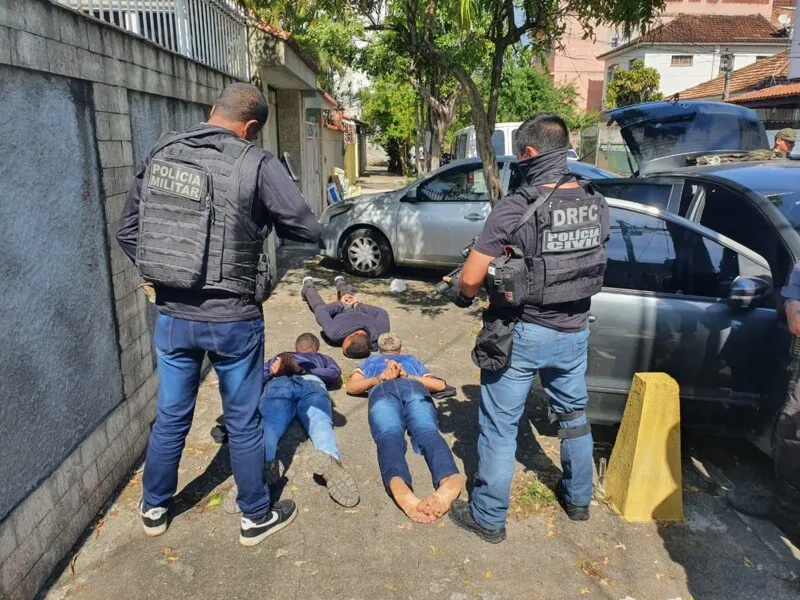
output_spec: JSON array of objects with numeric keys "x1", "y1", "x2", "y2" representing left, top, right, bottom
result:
[
  {"x1": 515, "y1": 183, "x2": 609, "y2": 306},
  {"x1": 136, "y1": 127, "x2": 271, "y2": 300}
]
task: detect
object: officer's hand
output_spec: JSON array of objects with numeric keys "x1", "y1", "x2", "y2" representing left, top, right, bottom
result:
[
  {"x1": 787, "y1": 300, "x2": 800, "y2": 337},
  {"x1": 443, "y1": 276, "x2": 473, "y2": 308}
]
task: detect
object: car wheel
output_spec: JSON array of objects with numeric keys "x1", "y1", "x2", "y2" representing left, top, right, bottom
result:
[{"x1": 341, "y1": 228, "x2": 392, "y2": 278}]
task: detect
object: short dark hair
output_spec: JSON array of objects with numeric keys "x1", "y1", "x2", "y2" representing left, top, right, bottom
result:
[
  {"x1": 214, "y1": 83, "x2": 269, "y2": 127},
  {"x1": 514, "y1": 113, "x2": 570, "y2": 156},
  {"x1": 295, "y1": 333, "x2": 320, "y2": 352},
  {"x1": 343, "y1": 332, "x2": 371, "y2": 359}
]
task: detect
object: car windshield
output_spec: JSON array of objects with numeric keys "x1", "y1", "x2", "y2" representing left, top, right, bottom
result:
[{"x1": 626, "y1": 113, "x2": 767, "y2": 165}]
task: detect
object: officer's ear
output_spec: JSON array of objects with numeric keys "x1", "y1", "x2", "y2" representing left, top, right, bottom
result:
[
  {"x1": 519, "y1": 146, "x2": 539, "y2": 160},
  {"x1": 243, "y1": 120, "x2": 262, "y2": 142}
]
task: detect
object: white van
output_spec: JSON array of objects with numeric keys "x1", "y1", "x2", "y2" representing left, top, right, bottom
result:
[{"x1": 451, "y1": 122, "x2": 579, "y2": 160}]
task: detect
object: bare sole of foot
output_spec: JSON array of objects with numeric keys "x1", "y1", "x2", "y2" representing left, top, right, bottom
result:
[
  {"x1": 389, "y1": 478, "x2": 437, "y2": 524},
  {"x1": 419, "y1": 474, "x2": 465, "y2": 518}
]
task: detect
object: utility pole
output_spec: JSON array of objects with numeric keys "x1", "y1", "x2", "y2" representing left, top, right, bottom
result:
[{"x1": 720, "y1": 50, "x2": 735, "y2": 101}]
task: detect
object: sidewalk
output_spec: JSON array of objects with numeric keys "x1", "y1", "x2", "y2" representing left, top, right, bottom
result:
[
  {"x1": 42, "y1": 247, "x2": 799, "y2": 600},
  {"x1": 356, "y1": 168, "x2": 408, "y2": 194}
]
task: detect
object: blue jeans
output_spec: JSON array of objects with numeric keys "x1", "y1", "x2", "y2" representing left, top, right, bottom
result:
[
  {"x1": 471, "y1": 322, "x2": 592, "y2": 530},
  {"x1": 261, "y1": 375, "x2": 340, "y2": 461},
  {"x1": 368, "y1": 379, "x2": 459, "y2": 490},
  {"x1": 143, "y1": 314, "x2": 269, "y2": 521}
]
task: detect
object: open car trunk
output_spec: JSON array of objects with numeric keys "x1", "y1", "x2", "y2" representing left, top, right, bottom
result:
[{"x1": 605, "y1": 101, "x2": 769, "y2": 176}]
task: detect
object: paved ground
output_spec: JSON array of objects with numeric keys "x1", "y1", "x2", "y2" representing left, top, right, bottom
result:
[{"x1": 41, "y1": 172, "x2": 800, "y2": 599}]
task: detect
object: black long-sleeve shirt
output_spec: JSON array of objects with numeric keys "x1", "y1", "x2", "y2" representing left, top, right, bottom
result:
[
  {"x1": 313, "y1": 302, "x2": 391, "y2": 347},
  {"x1": 116, "y1": 125, "x2": 322, "y2": 322}
]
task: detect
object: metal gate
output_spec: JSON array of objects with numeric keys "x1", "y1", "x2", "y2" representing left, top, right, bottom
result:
[{"x1": 303, "y1": 121, "x2": 323, "y2": 216}]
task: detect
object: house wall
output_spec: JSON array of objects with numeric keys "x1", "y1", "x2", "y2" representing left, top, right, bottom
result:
[
  {"x1": 604, "y1": 44, "x2": 784, "y2": 97},
  {"x1": 549, "y1": 0, "x2": 777, "y2": 110},
  {"x1": 0, "y1": 2, "x2": 238, "y2": 598}
]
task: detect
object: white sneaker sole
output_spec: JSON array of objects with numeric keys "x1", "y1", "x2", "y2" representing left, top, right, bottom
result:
[
  {"x1": 238, "y1": 507, "x2": 298, "y2": 547},
  {"x1": 142, "y1": 521, "x2": 168, "y2": 537}
]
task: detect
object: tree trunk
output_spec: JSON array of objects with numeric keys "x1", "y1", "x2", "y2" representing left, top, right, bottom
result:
[{"x1": 461, "y1": 79, "x2": 502, "y2": 204}]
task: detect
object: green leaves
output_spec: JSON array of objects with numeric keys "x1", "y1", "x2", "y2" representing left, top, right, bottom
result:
[{"x1": 604, "y1": 59, "x2": 664, "y2": 109}]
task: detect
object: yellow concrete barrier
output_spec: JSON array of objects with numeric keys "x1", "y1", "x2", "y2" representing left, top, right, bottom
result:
[{"x1": 604, "y1": 373, "x2": 684, "y2": 522}]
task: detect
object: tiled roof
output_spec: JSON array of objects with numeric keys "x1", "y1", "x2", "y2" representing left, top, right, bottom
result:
[
  {"x1": 729, "y1": 81, "x2": 800, "y2": 103},
  {"x1": 598, "y1": 14, "x2": 785, "y2": 59},
  {"x1": 678, "y1": 50, "x2": 788, "y2": 99}
]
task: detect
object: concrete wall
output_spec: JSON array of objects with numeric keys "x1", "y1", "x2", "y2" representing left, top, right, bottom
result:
[
  {"x1": 276, "y1": 89, "x2": 304, "y2": 183},
  {"x1": 0, "y1": 2, "x2": 238, "y2": 599},
  {"x1": 604, "y1": 44, "x2": 784, "y2": 97}
]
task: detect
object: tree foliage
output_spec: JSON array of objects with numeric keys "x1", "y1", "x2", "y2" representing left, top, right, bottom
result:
[
  {"x1": 359, "y1": 78, "x2": 418, "y2": 173},
  {"x1": 604, "y1": 59, "x2": 663, "y2": 109}
]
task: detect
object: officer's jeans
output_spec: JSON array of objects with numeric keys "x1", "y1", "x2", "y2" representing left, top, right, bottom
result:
[
  {"x1": 471, "y1": 322, "x2": 592, "y2": 531},
  {"x1": 261, "y1": 375, "x2": 340, "y2": 462},
  {"x1": 143, "y1": 314, "x2": 269, "y2": 521},
  {"x1": 368, "y1": 379, "x2": 459, "y2": 491}
]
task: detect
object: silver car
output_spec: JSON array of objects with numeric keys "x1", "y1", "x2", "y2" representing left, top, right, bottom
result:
[{"x1": 318, "y1": 158, "x2": 614, "y2": 277}]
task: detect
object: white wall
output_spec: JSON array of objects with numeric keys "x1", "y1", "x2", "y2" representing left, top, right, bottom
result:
[{"x1": 604, "y1": 44, "x2": 785, "y2": 97}]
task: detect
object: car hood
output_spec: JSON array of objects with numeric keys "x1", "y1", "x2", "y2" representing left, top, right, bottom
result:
[{"x1": 605, "y1": 101, "x2": 769, "y2": 176}]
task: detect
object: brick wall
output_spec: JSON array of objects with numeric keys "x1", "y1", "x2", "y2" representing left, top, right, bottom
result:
[{"x1": 0, "y1": 2, "x2": 238, "y2": 599}]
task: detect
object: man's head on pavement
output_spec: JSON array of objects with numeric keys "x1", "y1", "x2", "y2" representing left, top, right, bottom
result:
[
  {"x1": 343, "y1": 330, "x2": 371, "y2": 359},
  {"x1": 208, "y1": 83, "x2": 268, "y2": 142},
  {"x1": 295, "y1": 332, "x2": 320, "y2": 353},
  {"x1": 775, "y1": 128, "x2": 796, "y2": 155},
  {"x1": 378, "y1": 333, "x2": 402, "y2": 354},
  {"x1": 341, "y1": 294, "x2": 358, "y2": 309},
  {"x1": 515, "y1": 113, "x2": 569, "y2": 161}
]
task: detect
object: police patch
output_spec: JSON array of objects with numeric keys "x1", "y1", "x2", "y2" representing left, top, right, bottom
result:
[
  {"x1": 550, "y1": 198, "x2": 600, "y2": 233},
  {"x1": 147, "y1": 159, "x2": 207, "y2": 201},
  {"x1": 543, "y1": 226, "x2": 601, "y2": 252}
]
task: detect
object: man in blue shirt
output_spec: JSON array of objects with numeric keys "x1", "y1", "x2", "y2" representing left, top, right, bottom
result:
[
  {"x1": 346, "y1": 333, "x2": 464, "y2": 523},
  {"x1": 728, "y1": 261, "x2": 800, "y2": 540},
  {"x1": 225, "y1": 333, "x2": 359, "y2": 512}
]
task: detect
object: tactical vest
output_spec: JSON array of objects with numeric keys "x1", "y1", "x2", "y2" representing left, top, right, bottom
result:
[
  {"x1": 136, "y1": 127, "x2": 273, "y2": 301},
  {"x1": 516, "y1": 183, "x2": 608, "y2": 306}
]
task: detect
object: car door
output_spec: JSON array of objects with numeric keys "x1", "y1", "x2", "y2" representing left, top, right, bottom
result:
[
  {"x1": 394, "y1": 163, "x2": 494, "y2": 265},
  {"x1": 587, "y1": 201, "x2": 777, "y2": 430}
]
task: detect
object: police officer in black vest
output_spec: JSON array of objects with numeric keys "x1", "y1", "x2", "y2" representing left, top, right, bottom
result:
[
  {"x1": 116, "y1": 83, "x2": 321, "y2": 547},
  {"x1": 444, "y1": 114, "x2": 609, "y2": 543}
]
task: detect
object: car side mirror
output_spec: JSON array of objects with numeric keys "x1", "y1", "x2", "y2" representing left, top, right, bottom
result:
[
  {"x1": 403, "y1": 187, "x2": 418, "y2": 202},
  {"x1": 727, "y1": 276, "x2": 771, "y2": 309}
]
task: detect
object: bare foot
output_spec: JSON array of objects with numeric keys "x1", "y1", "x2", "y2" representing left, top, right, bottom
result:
[
  {"x1": 419, "y1": 474, "x2": 466, "y2": 517},
  {"x1": 389, "y1": 478, "x2": 437, "y2": 524}
]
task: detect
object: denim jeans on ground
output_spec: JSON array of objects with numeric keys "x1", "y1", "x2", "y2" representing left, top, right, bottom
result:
[
  {"x1": 261, "y1": 375, "x2": 340, "y2": 461},
  {"x1": 471, "y1": 322, "x2": 592, "y2": 530},
  {"x1": 143, "y1": 314, "x2": 269, "y2": 521},
  {"x1": 367, "y1": 379, "x2": 459, "y2": 491}
]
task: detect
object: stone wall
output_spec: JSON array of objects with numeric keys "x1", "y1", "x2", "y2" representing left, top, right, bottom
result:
[{"x1": 0, "y1": 2, "x2": 238, "y2": 598}]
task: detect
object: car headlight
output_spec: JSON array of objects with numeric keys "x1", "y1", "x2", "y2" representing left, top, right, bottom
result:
[{"x1": 321, "y1": 202, "x2": 354, "y2": 225}]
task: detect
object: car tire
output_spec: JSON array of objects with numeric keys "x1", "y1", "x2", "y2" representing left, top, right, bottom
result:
[{"x1": 340, "y1": 227, "x2": 393, "y2": 278}]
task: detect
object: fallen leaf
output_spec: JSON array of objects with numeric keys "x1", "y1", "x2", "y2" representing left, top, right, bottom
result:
[
  {"x1": 206, "y1": 495, "x2": 222, "y2": 509},
  {"x1": 462, "y1": 579, "x2": 470, "y2": 585},
  {"x1": 580, "y1": 588, "x2": 590, "y2": 595},
  {"x1": 602, "y1": 557, "x2": 609, "y2": 565},
  {"x1": 744, "y1": 557, "x2": 753, "y2": 568},
  {"x1": 615, "y1": 543, "x2": 626, "y2": 550},
  {"x1": 275, "y1": 549, "x2": 288, "y2": 559},
  {"x1": 547, "y1": 530, "x2": 555, "y2": 538},
  {"x1": 290, "y1": 485, "x2": 300, "y2": 492},
  {"x1": 167, "y1": 556, "x2": 179, "y2": 563},
  {"x1": 429, "y1": 546, "x2": 437, "y2": 555},
  {"x1": 161, "y1": 547, "x2": 174, "y2": 556},
  {"x1": 484, "y1": 570, "x2": 493, "y2": 579},
  {"x1": 294, "y1": 561, "x2": 306, "y2": 567},
  {"x1": 69, "y1": 552, "x2": 81, "y2": 578},
  {"x1": 655, "y1": 573, "x2": 665, "y2": 580},
  {"x1": 437, "y1": 522, "x2": 446, "y2": 529}
]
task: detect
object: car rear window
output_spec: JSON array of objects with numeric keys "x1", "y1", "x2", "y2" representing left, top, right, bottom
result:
[{"x1": 626, "y1": 113, "x2": 767, "y2": 165}]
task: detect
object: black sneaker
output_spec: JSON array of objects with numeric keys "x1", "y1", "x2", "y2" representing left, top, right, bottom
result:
[
  {"x1": 224, "y1": 461, "x2": 285, "y2": 515},
  {"x1": 139, "y1": 499, "x2": 169, "y2": 537},
  {"x1": 448, "y1": 500, "x2": 506, "y2": 544},
  {"x1": 239, "y1": 500, "x2": 298, "y2": 547},
  {"x1": 556, "y1": 481, "x2": 590, "y2": 521},
  {"x1": 309, "y1": 450, "x2": 360, "y2": 508}
]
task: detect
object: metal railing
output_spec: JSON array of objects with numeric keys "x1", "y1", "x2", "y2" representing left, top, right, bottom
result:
[{"x1": 56, "y1": 0, "x2": 249, "y2": 80}]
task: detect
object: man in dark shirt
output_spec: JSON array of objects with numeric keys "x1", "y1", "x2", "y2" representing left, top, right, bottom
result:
[
  {"x1": 445, "y1": 114, "x2": 609, "y2": 543},
  {"x1": 116, "y1": 83, "x2": 321, "y2": 547},
  {"x1": 224, "y1": 333, "x2": 359, "y2": 512},
  {"x1": 301, "y1": 276, "x2": 390, "y2": 358}
]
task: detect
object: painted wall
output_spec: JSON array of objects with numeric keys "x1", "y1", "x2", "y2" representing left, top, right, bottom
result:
[
  {"x1": 0, "y1": 66, "x2": 123, "y2": 521},
  {"x1": 604, "y1": 44, "x2": 784, "y2": 97}
]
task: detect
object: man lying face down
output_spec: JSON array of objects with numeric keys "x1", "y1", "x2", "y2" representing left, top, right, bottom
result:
[{"x1": 346, "y1": 333, "x2": 465, "y2": 523}]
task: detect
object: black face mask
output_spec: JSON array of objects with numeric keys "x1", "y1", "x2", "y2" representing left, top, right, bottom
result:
[{"x1": 517, "y1": 148, "x2": 569, "y2": 187}]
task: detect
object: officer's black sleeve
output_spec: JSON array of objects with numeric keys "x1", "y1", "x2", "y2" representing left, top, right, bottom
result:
[
  {"x1": 258, "y1": 154, "x2": 322, "y2": 243},
  {"x1": 116, "y1": 159, "x2": 148, "y2": 262}
]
